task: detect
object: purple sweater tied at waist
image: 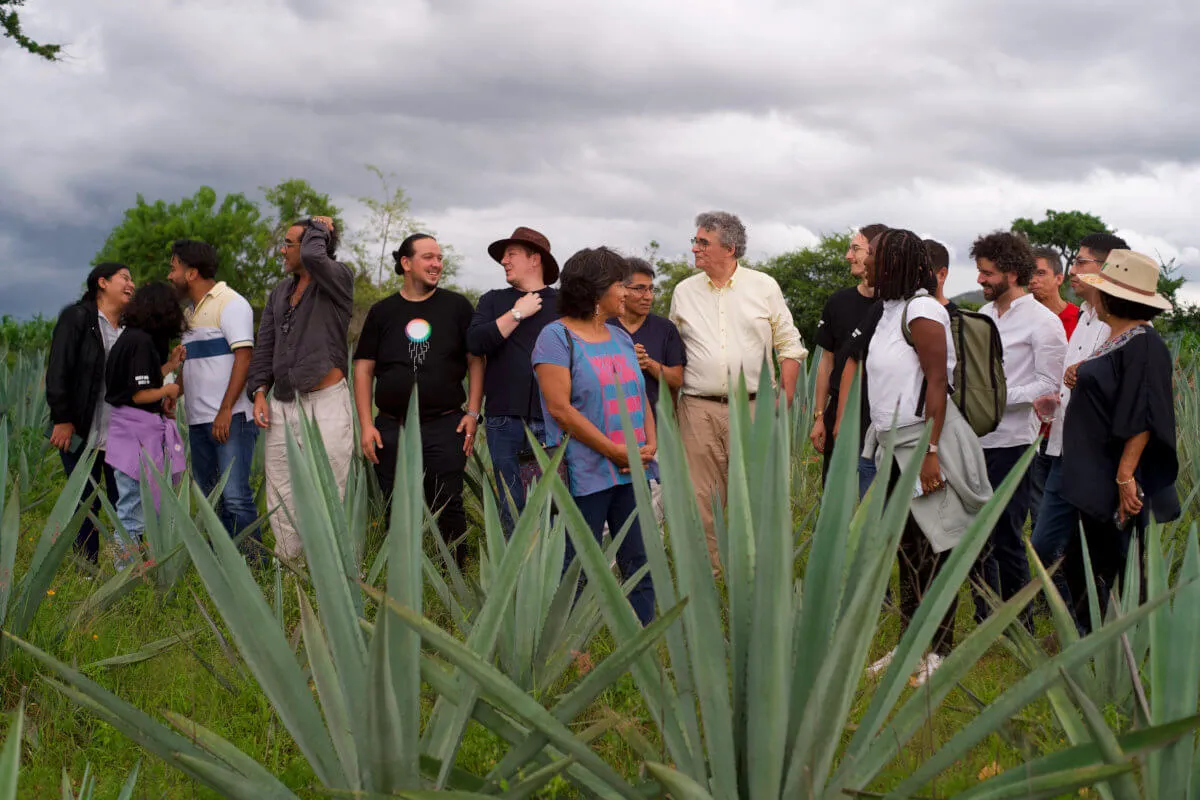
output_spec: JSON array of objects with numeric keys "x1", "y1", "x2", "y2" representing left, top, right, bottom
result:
[{"x1": 105, "y1": 405, "x2": 186, "y2": 511}]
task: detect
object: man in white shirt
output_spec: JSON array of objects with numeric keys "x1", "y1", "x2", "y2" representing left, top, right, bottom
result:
[
  {"x1": 1031, "y1": 233, "x2": 1129, "y2": 585},
  {"x1": 970, "y1": 231, "x2": 1067, "y2": 625},
  {"x1": 670, "y1": 211, "x2": 808, "y2": 572},
  {"x1": 168, "y1": 240, "x2": 260, "y2": 557}
]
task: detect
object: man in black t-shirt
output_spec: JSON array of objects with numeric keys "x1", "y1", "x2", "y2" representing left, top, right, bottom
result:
[
  {"x1": 353, "y1": 234, "x2": 483, "y2": 565},
  {"x1": 811, "y1": 223, "x2": 886, "y2": 487}
]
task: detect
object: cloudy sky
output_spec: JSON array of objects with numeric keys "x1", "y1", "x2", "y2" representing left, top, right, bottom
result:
[{"x1": 4, "y1": 0, "x2": 1199, "y2": 318}]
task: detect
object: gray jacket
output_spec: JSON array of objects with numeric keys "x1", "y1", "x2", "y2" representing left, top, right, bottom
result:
[
  {"x1": 247, "y1": 224, "x2": 353, "y2": 403},
  {"x1": 867, "y1": 402, "x2": 993, "y2": 553}
]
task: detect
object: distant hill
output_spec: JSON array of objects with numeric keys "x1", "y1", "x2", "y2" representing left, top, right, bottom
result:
[{"x1": 950, "y1": 290, "x2": 985, "y2": 309}]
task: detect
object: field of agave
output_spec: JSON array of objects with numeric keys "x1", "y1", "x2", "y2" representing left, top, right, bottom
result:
[{"x1": 0, "y1": 333, "x2": 1198, "y2": 799}]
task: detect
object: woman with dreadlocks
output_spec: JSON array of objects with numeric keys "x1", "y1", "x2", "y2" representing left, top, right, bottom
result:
[{"x1": 836, "y1": 228, "x2": 991, "y2": 686}]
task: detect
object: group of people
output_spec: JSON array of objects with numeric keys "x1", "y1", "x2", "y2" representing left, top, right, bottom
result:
[
  {"x1": 816, "y1": 225, "x2": 1178, "y2": 684},
  {"x1": 45, "y1": 210, "x2": 1178, "y2": 672}
]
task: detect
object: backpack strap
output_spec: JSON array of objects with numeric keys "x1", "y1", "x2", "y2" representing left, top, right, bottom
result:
[{"x1": 561, "y1": 325, "x2": 576, "y2": 374}]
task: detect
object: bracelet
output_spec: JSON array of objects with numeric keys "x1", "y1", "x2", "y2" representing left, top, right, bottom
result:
[
  {"x1": 813, "y1": 409, "x2": 824, "y2": 422},
  {"x1": 464, "y1": 408, "x2": 482, "y2": 421},
  {"x1": 1116, "y1": 476, "x2": 1136, "y2": 486}
]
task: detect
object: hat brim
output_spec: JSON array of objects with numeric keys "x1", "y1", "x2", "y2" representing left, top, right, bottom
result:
[
  {"x1": 487, "y1": 239, "x2": 560, "y2": 284},
  {"x1": 1077, "y1": 273, "x2": 1173, "y2": 311}
]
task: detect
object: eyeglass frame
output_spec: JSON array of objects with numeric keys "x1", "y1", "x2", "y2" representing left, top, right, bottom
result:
[{"x1": 623, "y1": 282, "x2": 656, "y2": 295}]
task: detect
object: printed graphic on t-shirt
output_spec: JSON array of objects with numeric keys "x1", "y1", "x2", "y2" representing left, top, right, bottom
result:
[
  {"x1": 406, "y1": 318, "x2": 432, "y2": 369},
  {"x1": 589, "y1": 351, "x2": 647, "y2": 446}
]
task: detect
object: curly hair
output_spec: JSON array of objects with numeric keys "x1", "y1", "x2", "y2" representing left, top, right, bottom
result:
[
  {"x1": 969, "y1": 231, "x2": 1035, "y2": 287},
  {"x1": 291, "y1": 218, "x2": 341, "y2": 259},
  {"x1": 557, "y1": 247, "x2": 630, "y2": 319},
  {"x1": 695, "y1": 211, "x2": 747, "y2": 259},
  {"x1": 874, "y1": 229, "x2": 937, "y2": 301},
  {"x1": 121, "y1": 282, "x2": 187, "y2": 346}
]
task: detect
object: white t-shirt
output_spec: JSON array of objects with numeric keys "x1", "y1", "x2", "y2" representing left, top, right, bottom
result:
[
  {"x1": 866, "y1": 294, "x2": 956, "y2": 432},
  {"x1": 182, "y1": 282, "x2": 255, "y2": 425}
]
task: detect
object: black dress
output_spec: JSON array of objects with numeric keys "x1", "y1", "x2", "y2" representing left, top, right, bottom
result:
[{"x1": 1059, "y1": 324, "x2": 1177, "y2": 631}]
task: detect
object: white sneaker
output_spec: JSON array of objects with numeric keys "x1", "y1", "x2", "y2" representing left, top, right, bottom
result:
[
  {"x1": 909, "y1": 652, "x2": 944, "y2": 688},
  {"x1": 867, "y1": 647, "x2": 897, "y2": 675}
]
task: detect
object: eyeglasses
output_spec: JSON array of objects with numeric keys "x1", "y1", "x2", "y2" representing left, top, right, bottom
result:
[
  {"x1": 1070, "y1": 256, "x2": 1102, "y2": 267},
  {"x1": 690, "y1": 236, "x2": 713, "y2": 251},
  {"x1": 850, "y1": 244, "x2": 870, "y2": 254},
  {"x1": 624, "y1": 284, "x2": 656, "y2": 295},
  {"x1": 281, "y1": 239, "x2": 302, "y2": 249}
]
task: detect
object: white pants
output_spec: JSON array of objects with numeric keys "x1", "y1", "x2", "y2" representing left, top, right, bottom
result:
[{"x1": 264, "y1": 381, "x2": 354, "y2": 562}]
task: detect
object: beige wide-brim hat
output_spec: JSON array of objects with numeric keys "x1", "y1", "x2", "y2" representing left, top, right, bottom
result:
[{"x1": 1076, "y1": 249, "x2": 1173, "y2": 311}]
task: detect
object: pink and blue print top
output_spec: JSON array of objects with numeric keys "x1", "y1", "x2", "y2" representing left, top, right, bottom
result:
[{"x1": 532, "y1": 321, "x2": 655, "y2": 497}]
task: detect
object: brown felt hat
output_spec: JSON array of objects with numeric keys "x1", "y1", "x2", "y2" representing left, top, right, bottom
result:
[{"x1": 487, "y1": 227, "x2": 559, "y2": 284}]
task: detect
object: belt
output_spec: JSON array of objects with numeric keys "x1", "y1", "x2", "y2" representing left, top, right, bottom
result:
[{"x1": 689, "y1": 393, "x2": 755, "y2": 404}]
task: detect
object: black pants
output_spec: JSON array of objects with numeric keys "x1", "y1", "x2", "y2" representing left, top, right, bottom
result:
[
  {"x1": 973, "y1": 446, "x2": 1033, "y2": 628},
  {"x1": 888, "y1": 464, "x2": 956, "y2": 656},
  {"x1": 375, "y1": 412, "x2": 467, "y2": 565},
  {"x1": 59, "y1": 446, "x2": 119, "y2": 564},
  {"x1": 1062, "y1": 511, "x2": 1138, "y2": 634}
]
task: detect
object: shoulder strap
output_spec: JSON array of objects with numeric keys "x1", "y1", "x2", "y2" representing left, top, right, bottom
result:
[
  {"x1": 561, "y1": 325, "x2": 575, "y2": 373},
  {"x1": 901, "y1": 296, "x2": 920, "y2": 347}
]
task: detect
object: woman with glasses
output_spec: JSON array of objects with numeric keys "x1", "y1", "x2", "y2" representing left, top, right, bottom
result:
[{"x1": 533, "y1": 246, "x2": 657, "y2": 625}]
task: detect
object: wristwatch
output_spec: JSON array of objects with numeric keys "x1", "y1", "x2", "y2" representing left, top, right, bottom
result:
[
  {"x1": 927, "y1": 443, "x2": 939, "y2": 454},
  {"x1": 512, "y1": 309, "x2": 524, "y2": 322}
]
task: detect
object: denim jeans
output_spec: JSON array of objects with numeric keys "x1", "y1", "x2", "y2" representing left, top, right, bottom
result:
[
  {"x1": 190, "y1": 413, "x2": 259, "y2": 547},
  {"x1": 485, "y1": 414, "x2": 547, "y2": 536},
  {"x1": 858, "y1": 456, "x2": 877, "y2": 501},
  {"x1": 973, "y1": 446, "x2": 1034, "y2": 629},
  {"x1": 1028, "y1": 448, "x2": 1053, "y2": 533},
  {"x1": 60, "y1": 446, "x2": 119, "y2": 564},
  {"x1": 112, "y1": 469, "x2": 146, "y2": 568},
  {"x1": 570, "y1": 483, "x2": 656, "y2": 626},
  {"x1": 1030, "y1": 457, "x2": 1078, "y2": 605}
]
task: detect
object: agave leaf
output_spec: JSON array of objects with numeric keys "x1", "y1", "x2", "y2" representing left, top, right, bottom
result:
[
  {"x1": 160, "y1": 710, "x2": 299, "y2": 795},
  {"x1": 115, "y1": 760, "x2": 141, "y2": 800},
  {"x1": 0, "y1": 698, "x2": 22, "y2": 800},
  {"x1": 497, "y1": 757, "x2": 575, "y2": 800},
  {"x1": 366, "y1": 585, "x2": 645, "y2": 798},
  {"x1": 86, "y1": 630, "x2": 200, "y2": 669},
  {"x1": 1058, "y1": 669, "x2": 1141, "y2": 800},
  {"x1": 884, "y1": 580, "x2": 1186, "y2": 798},
  {"x1": 643, "y1": 762, "x2": 717, "y2": 800},
  {"x1": 296, "y1": 590, "x2": 359, "y2": 789}
]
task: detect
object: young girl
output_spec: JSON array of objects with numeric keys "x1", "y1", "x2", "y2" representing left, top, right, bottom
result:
[{"x1": 104, "y1": 282, "x2": 187, "y2": 567}]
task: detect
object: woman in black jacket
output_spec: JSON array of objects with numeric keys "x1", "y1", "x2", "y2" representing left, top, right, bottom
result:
[{"x1": 46, "y1": 263, "x2": 135, "y2": 564}]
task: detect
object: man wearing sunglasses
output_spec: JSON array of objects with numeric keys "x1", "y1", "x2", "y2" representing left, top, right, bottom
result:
[{"x1": 247, "y1": 216, "x2": 355, "y2": 566}]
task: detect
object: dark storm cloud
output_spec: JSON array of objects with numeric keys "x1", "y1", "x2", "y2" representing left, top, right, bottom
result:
[{"x1": 2, "y1": 0, "x2": 1198, "y2": 315}]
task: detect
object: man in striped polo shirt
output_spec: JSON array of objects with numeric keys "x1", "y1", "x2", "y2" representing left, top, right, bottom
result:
[{"x1": 168, "y1": 240, "x2": 260, "y2": 557}]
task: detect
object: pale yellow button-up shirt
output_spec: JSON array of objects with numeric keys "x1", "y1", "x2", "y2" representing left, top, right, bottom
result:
[{"x1": 669, "y1": 266, "x2": 808, "y2": 397}]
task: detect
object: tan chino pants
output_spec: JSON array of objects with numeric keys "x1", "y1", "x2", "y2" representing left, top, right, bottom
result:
[{"x1": 264, "y1": 380, "x2": 355, "y2": 563}]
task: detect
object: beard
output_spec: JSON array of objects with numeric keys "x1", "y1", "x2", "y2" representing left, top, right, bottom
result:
[{"x1": 982, "y1": 277, "x2": 1010, "y2": 300}]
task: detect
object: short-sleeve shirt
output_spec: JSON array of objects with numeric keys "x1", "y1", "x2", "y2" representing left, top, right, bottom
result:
[
  {"x1": 865, "y1": 293, "x2": 956, "y2": 432},
  {"x1": 815, "y1": 286, "x2": 877, "y2": 415},
  {"x1": 532, "y1": 321, "x2": 653, "y2": 497},
  {"x1": 609, "y1": 314, "x2": 686, "y2": 417},
  {"x1": 1062, "y1": 325, "x2": 1177, "y2": 521},
  {"x1": 106, "y1": 328, "x2": 167, "y2": 415},
  {"x1": 353, "y1": 289, "x2": 474, "y2": 422},
  {"x1": 182, "y1": 282, "x2": 255, "y2": 426}
]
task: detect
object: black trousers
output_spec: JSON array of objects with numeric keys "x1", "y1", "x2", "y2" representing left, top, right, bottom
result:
[
  {"x1": 1062, "y1": 511, "x2": 1138, "y2": 634},
  {"x1": 888, "y1": 464, "x2": 957, "y2": 656},
  {"x1": 973, "y1": 446, "x2": 1033, "y2": 628},
  {"x1": 375, "y1": 412, "x2": 468, "y2": 565},
  {"x1": 60, "y1": 446, "x2": 119, "y2": 564}
]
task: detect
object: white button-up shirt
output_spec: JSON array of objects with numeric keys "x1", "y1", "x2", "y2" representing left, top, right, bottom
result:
[
  {"x1": 1046, "y1": 302, "x2": 1109, "y2": 457},
  {"x1": 669, "y1": 266, "x2": 808, "y2": 397},
  {"x1": 979, "y1": 293, "x2": 1068, "y2": 449}
]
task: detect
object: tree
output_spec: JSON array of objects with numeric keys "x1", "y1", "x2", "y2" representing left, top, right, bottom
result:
[
  {"x1": 93, "y1": 187, "x2": 273, "y2": 302},
  {"x1": 258, "y1": 178, "x2": 345, "y2": 304},
  {"x1": 1, "y1": 1, "x2": 61, "y2": 60},
  {"x1": 645, "y1": 240, "x2": 694, "y2": 317},
  {"x1": 1010, "y1": 209, "x2": 1110, "y2": 266},
  {"x1": 762, "y1": 232, "x2": 855, "y2": 346},
  {"x1": 355, "y1": 164, "x2": 456, "y2": 285}
]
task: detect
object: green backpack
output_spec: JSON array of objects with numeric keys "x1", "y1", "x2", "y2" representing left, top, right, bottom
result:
[{"x1": 902, "y1": 300, "x2": 1007, "y2": 437}]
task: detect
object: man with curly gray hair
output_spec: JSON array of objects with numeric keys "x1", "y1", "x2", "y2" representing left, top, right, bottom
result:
[{"x1": 669, "y1": 211, "x2": 807, "y2": 573}]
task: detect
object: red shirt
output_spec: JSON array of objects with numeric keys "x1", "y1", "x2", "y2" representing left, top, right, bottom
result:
[{"x1": 1057, "y1": 302, "x2": 1080, "y2": 339}]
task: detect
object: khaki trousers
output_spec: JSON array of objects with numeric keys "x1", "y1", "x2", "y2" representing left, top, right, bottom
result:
[
  {"x1": 264, "y1": 381, "x2": 355, "y2": 563},
  {"x1": 677, "y1": 394, "x2": 754, "y2": 572}
]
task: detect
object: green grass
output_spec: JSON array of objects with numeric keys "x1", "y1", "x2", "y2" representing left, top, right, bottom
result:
[{"x1": 0, "y1": 451, "x2": 1146, "y2": 799}]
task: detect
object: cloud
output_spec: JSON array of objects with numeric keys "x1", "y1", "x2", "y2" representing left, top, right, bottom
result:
[{"x1": 1, "y1": 0, "x2": 1197, "y2": 317}]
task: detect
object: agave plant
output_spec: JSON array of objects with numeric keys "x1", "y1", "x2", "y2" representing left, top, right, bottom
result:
[
  {"x1": 535, "y1": 367, "x2": 1188, "y2": 800},
  {"x1": 0, "y1": 348, "x2": 53, "y2": 501},
  {"x1": 12, "y1": 397, "x2": 683, "y2": 797}
]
